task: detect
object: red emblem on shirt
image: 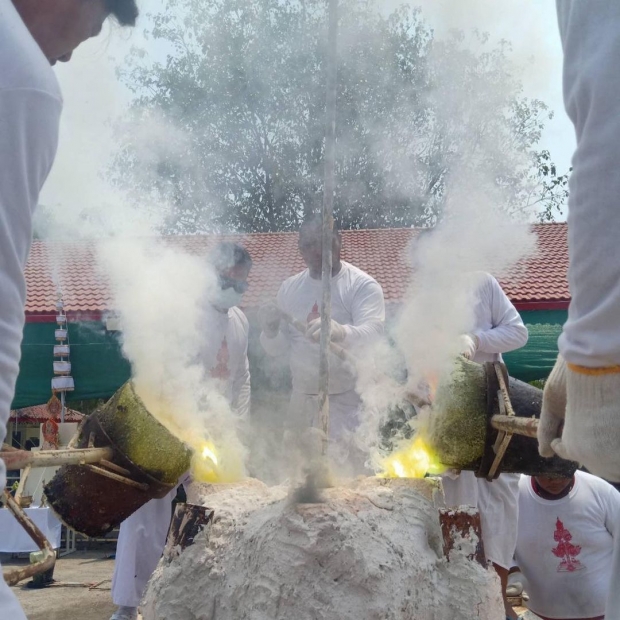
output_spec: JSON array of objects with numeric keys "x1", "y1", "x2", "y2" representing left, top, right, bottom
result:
[
  {"x1": 307, "y1": 302, "x2": 320, "y2": 324},
  {"x1": 210, "y1": 337, "x2": 230, "y2": 381},
  {"x1": 552, "y1": 518, "x2": 584, "y2": 572}
]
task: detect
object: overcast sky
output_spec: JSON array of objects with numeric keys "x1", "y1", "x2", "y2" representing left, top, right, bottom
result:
[{"x1": 42, "y1": 0, "x2": 575, "y2": 221}]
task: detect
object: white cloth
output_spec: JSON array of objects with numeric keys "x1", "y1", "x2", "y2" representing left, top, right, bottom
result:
[
  {"x1": 468, "y1": 272, "x2": 528, "y2": 364},
  {"x1": 112, "y1": 305, "x2": 250, "y2": 607},
  {"x1": 0, "y1": 0, "x2": 62, "y2": 502},
  {"x1": 441, "y1": 272, "x2": 527, "y2": 569},
  {"x1": 197, "y1": 305, "x2": 251, "y2": 418},
  {"x1": 0, "y1": 2, "x2": 61, "y2": 617},
  {"x1": 442, "y1": 472, "x2": 520, "y2": 569},
  {"x1": 260, "y1": 261, "x2": 385, "y2": 395},
  {"x1": 555, "y1": 1, "x2": 620, "y2": 368},
  {"x1": 515, "y1": 472, "x2": 620, "y2": 619},
  {"x1": 111, "y1": 486, "x2": 178, "y2": 608},
  {"x1": 0, "y1": 507, "x2": 61, "y2": 552}
]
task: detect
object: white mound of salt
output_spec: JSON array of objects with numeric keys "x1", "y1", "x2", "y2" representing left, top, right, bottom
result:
[{"x1": 143, "y1": 477, "x2": 503, "y2": 620}]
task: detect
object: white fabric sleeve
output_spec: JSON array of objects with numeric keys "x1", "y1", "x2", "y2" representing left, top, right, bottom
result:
[
  {"x1": 342, "y1": 280, "x2": 385, "y2": 347},
  {"x1": 474, "y1": 277, "x2": 528, "y2": 354},
  {"x1": 555, "y1": 1, "x2": 620, "y2": 367},
  {"x1": 0, "y1": 88, "x2": 60, "y2": 483},
  {"x1": 231, "y1": 312, "x2": 251, "y2": 419},
  {"x1": 602, "y1": 482, "x2": 620, "y2": 538},
  {"x1": 231, "y1": 356, "x2": 251, "y2": 420}
]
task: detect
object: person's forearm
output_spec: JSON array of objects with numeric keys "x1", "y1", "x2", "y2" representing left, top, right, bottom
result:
[
  {"x1": 557, "y1": 1, "x2": 620, "y2": 367},
  {"x1": 342, "y1": 320, "x2": 384, "y2": 347},
  {"x1": 474, "y1": 324, "x2": 528, "y2": 355}
]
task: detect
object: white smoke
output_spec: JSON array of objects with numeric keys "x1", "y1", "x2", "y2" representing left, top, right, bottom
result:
[{"x1": 37, "y1": 27, "x2": 246, "y2": 481}]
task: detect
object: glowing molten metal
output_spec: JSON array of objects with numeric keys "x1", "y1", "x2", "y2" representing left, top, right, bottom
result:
[{"x1": 381, "y1": 436, "x2": 445, "y2": 479}]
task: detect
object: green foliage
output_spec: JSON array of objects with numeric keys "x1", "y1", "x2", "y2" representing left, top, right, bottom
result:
[{"x1": 114, "y1": 0, "x2": 569, "y2": 232}]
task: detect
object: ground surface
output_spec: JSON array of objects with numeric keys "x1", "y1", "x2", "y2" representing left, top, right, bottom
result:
[
  {"x1": 3, "y1": 549, "x2": 539, "y2": 620},
  {"x1": 3, "y1": 550, "x2": 117, "y2": 620}
]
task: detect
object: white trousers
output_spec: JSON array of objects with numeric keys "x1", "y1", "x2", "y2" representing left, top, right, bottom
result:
[
  {"x1": 0, "y1": 570, "x2": 26, "y2": 619},
  {"x1": 111, "y1": 488, "x2": 176, "y2": 608},
  {"x1": 441, "y1": 471, "x2": 519, "y2": 570}
]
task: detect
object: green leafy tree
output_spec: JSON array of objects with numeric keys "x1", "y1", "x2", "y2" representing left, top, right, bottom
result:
[{"x1": 113, "y1": 0, "x2": 568, "y2": 232}]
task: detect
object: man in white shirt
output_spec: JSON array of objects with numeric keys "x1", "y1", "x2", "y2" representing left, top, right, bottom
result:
[
  {"x1": 513, "y1": 470, "x2": 620, "y2": 620},
  {"x1": 442, "y1": 272, "x2": 528, "y2": 620},
  {"x1": 110, "y1": 242, "x2": 252, "y2": 620},
  {"x1": 0, "y1": 1, "x2": 137, "y2": 617},
  {"x1": 259, "y1": 217, "x2": 385, "y2": 470}
]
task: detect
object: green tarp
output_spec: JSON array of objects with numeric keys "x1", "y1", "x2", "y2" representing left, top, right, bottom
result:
[
  {"x1": 12, "y1": 310, "x2": 567, "y2": 409},
  {"x1": 12, "y1": 322, "x2": 131, "y2": 410},
  {"x1": 503, "y1": 310, "x2": 567, "y2": 383}
]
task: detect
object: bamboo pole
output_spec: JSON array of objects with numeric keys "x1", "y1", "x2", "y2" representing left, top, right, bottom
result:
[
  {"x1": 318, "y1": 0, "x2": 339, "y2": 457},
  {"x1": 0, "y1": 446, "x2": 113, "y2": 471},
  {"x1": 490, "y1": 414, "x2": 538, "y2": 439},
  {"x1": 2, "y1": 491, "x2": 56, "y2": 586}
]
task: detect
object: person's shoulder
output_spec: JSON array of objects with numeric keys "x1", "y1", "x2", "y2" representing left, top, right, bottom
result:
[
  {"x1": 0, "y1": 4, "x2": 61, "y2": 101},
  {"x1": 230, "y1": 306, "x2": 249, "y2": 331},
  {"x1": 280, "y1": 268, "x2": 310, "y2": 291},
  {"x1": 576, "y1": 470, "x2": 618, "y2": 496},
  {"x1": 342, "y1": 262, "x2": 380, "y2": 287}
]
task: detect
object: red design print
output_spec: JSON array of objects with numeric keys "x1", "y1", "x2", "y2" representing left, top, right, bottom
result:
[
  {"x1": 210, "y1": 337, "x2": 230, "y2": 381},
  {"x1": 307, "y1": 302, "x2": 320, "y2": 324},
  {"x1": 552, "y1": 518, "x2": 584, "y2": 572}
]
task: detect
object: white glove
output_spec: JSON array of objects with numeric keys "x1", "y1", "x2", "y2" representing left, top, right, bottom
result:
[
  {"x1": 539, "y1": 354, "x2": 620, "y2": 482},
  {"x1": 506, "y1": 571, "x2": 524, "y2": 597},
  {"x1": 537, "y1": 355, "x2": 567, "y2": 458},
  {"x1": 458, "y1": 334, "x2": 479, "y2": 360},
  {"x1": 306, "y1": 318, "x2": 347, "y2": 343},
  {"x1": 258, "y1": 302, "x2": 281, "y2": 338}
]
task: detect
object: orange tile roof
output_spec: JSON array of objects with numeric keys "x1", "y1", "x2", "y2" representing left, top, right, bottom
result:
[{"x1": 24, "y1": 223, "x2": 569, "y2": 321}]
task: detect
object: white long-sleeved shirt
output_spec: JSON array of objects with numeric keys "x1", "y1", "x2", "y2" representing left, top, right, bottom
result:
[
  {"x1": 470, "y1": 272, "x2": 528, "y2": 364},
  {"x1": 442, "y1": 272, "x2": 527, "y2": 568},
  {"x1": 0, "y1": 0, "x2": 62, "y2": 490},
  {"x1": 555, "y1": 1, "x2": 620, "y2": 367},
  {"x1": 198, "y1": 305, "x2": 251, "y2": 418},
  {"x1": 260, "y1": 261, "x2": 385, "y2": 395},
  {"x1": 515, "y1": 471, "x2": 620, "y2": 619}
]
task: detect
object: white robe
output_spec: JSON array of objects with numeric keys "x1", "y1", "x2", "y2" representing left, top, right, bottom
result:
[
  {"x1": 261, "y1": 262, "x2": 384, "y2": 474},
  {"x1": 111, "y1": 305, "x2": 250, "y2": 608},
  {"x1": 554, "y1": 5, "x2": 620, "y2": 617},
  {"x1": 260, "y1": 261, "x2": 385, "y2": 396},
  {"x1": 0, "y1": 1, "x2": 62, "y2": 616},
  {"x1": 441, "y1": 272, "x2": 528, "y2": 569}
]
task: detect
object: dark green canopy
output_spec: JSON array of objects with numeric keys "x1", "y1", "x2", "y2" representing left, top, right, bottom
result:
[{"x1": 12, "y1": 309, "x2": 566, "y2": 409}]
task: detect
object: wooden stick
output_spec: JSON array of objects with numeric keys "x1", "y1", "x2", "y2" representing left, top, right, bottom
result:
[
  {"x1": 1, "y1": 491, "x2": 56, "y2": 586},
  {"x1": 83, "y1": 464, "x2": 150, "y2": 491},
  {"x1": 491, "y1": 414, "x2": 538, "y2": 439},
  {"x1": 0, "y1": 446, "x2": 113, "y2": 471},
  {"x1": 14, "y1": 464, "x2": 32, "y2": 506}
]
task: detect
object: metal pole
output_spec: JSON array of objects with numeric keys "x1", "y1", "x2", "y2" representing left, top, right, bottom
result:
[{"x1": 318, "y1": 0, "x2": 339, "y2": 457}]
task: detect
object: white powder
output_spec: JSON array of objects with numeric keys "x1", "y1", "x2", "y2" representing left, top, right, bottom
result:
[{"x1": 143, "y1": 477, "x2": 504, "y2": 620}]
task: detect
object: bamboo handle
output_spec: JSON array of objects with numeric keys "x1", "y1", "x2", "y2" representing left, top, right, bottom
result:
[
  {"x1": 490, "y1": 414, "x2": 539, "y2": 439},
  {"x1": 2, "y1": 491, "x2": 56, "y2": 586},
  {"x1": 0, "y1": 446, "x2": 113, "y2": 471}
]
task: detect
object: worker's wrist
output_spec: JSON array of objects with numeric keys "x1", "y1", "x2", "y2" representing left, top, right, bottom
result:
[{"x1": 567, "y1": 362, "x2": 620, "y2": 376}]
